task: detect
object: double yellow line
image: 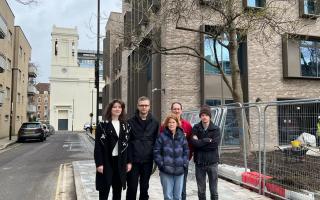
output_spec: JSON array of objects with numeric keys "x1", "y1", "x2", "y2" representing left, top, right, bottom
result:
[{"x1": 55, "y1": 163, "x2": 70, "y2": 200}]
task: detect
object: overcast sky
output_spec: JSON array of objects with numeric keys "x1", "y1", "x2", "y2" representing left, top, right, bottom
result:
[{"x1": 7, "y1": 0, "x2": 121, "y2": 83}]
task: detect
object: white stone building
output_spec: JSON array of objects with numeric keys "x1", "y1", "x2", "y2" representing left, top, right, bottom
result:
[{"x1": 49, "y1": 26, "x2": 104, "y2": 131}]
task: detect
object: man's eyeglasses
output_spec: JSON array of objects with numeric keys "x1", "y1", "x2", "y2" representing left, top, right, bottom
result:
[{"x1": 138, "y1": 104, "x2": 150, "y2": 107}]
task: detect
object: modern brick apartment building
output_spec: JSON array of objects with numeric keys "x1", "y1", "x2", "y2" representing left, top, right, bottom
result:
[{"x1": 104, "y1": 0, "x2": 320, "y2": 146}]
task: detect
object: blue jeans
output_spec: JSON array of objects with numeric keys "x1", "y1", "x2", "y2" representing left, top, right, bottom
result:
[{"x1": 160, "y1": 171, "x2": 184, "y2": 200}]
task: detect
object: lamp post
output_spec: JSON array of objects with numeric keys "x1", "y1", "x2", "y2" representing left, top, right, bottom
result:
[{"x1": 95, "y1": 0, "x2": 100, "y2": 124}]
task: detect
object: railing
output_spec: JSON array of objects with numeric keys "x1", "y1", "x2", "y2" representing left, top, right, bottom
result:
[
  {"x1": 27, "y1": 104, "x2": 36, "y2": 113},
  {"x1": 27, "y1": 84, "x2": 37, "y2": 95},
  {"x1": 28, "y1": 64, "x2": 37, "y2": 77},
  {"x1": 184, "y1": 99, "x2": 320, "y2": 199},
  {"x1": 0, "y1": 15, "x2": 7, "y2": 39},
  {"x1": 0, "y1": 54, "x2": 6, "y2": 73}
]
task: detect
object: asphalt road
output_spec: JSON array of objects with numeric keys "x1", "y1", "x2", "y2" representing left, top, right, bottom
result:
[{"x1": 0, "y1": 132, "x2": 94, "y2": 200}]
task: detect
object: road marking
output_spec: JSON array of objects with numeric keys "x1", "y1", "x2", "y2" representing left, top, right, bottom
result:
[
  {"x1": 55, "y1": 163, "x2": 75, "y2": 200},
  {"x1": 55, "y1": 164, "x2": 63, "y2": 200}
]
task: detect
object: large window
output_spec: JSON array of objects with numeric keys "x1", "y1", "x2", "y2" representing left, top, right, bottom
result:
[
  {"x1": 300, "y1": 40, "x2": 320, "y2": 77},
  {"x1": 304, "y1": 0, "x2": 319, "y2": 15},
  {"x1": 247, "y1": 0, "x2": 265, "y2": 8},
  {"x1": 204, "y1": 34, "x2": 231, "y2": 75}
]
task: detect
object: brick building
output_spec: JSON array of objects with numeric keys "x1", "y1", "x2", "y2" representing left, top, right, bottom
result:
[
  {"x1": 35, "y1": 83, "x2": 50, "y2": 124},
  {"x1": 104, "y1": 0, "x2": 320, "y2": 146}
]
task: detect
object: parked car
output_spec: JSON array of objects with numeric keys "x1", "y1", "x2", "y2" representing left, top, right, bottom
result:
[
  {"x1": 17, "y1": 122, "x2": 47, "y2": 142},
  {"x1": 83, "y1": 122, "x2": 91, "y2": 131},
  {"x1": 48, "y1": 125, "x2": 55, "y2": 135},
  {"x1": 43, "y1": 124, "x2": 50, "y2": 137}
]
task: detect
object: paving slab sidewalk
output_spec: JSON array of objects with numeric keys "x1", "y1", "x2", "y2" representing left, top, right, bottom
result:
[
  {"x1": 74, "y1": 132, "x2": 271, "y2": 200},
  {"x1": 0, "y1": 136, "x2": 17, "y2": 150}
]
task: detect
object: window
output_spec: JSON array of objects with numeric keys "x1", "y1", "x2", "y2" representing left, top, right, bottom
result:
[
  {"x1": 205, "y1": 99, "x2": 222, "y2": 106},
  {"x1": 19, "y1": 46, "x2": 22, "y2": 57},
  {"x1": 38, "y1": 105, "x2": 41, "y2": 110},
  {"x1": 72, "y1": 42, "x2": 75, "y2": 56},
  {"x1": 300, "y1": 40, "x2": 320, "y2": 77},
  {"x1": 55, "y1": 40, "x2": 58, "y2": 56},
  {"x1": 17, "y1": 93, "x2": 21, "y2": 103},
  {"x1": 44, "y1": 106, "x2": 47, "y2": 110},
  {"x1": 204, "y1": 34, "x2": 231, "y2": 75},
  {"x1": 5, "y1": 87, "x2": 10, "y2": 99},
  {"x1": 7, "y1": 59, "x2": 11, "y2": 70},
  {"x1": 300, "y1": 0, "x2": 320, "y2": 18},
  {"x1": 38, "y1": 97, "x2": 41, "y2": 103},
  {"x1": 245, "y1": 0, "x2": 265, "y2": 8},
  {"x1": 8, "y1": 31, "x2": 12, "y2": 45},
  {"x1": 283, "y1": 34, "x2": 320, "y2": 78}
]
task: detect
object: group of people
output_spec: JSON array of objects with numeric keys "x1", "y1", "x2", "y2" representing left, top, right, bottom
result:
[{"x1": 94, "y1": 96, "x2": 221, "y2": 200}]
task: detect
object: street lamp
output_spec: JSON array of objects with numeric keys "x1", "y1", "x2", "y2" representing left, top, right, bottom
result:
[{"x1": 95, "y1": 0, "x2": 100, "y2": 125}]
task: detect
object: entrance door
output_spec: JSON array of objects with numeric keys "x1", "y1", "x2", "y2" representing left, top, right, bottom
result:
[{"x1": 58, "y1": 119, "x2": 68, "y2": 130}]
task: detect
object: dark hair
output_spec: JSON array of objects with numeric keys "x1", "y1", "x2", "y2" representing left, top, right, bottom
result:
[
  {"x1": 103, "y1": 99, "x2": 126, "y2": 121},
  {"x1": 170, "y1": 102, "x2": 182, "y2": 110},
  {"x1": 163, "y1": 113, "x2": 181, "y2": 128}
]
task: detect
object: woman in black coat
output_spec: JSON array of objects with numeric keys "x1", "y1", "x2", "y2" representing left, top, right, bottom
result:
[{"x1": 94, "y1": 99, "x2": 131, "y2": 200}]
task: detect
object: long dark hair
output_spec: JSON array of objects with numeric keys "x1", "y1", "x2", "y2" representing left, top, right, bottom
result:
[{"x1": 103, "y1": 99, "x2": 126, "y2": 122}]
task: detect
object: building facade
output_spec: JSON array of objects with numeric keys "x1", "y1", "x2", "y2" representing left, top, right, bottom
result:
[
  {"x1": 0, "y1": 0, "x2": 14, "y2": 138},
  {"x1": 27, "y1": 63, "x2": 37, "y2": 122},
  {"x1": 49, "y1": 26, "x2": 104, "y2": 131},
  {"x1": 11, "y1": 26, "x2": 32, "y2": 135},
  {"x1": 104, "y1": 0, "x2": 320, "y2": 147},
  {"x1": 35, "y1": 83, "x2": 50, "y2": 124}
]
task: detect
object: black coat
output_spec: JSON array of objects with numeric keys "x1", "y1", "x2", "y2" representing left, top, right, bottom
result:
[
  {"x1": 191, "y1": 121, "x2": 220, "y2": 166},
  {"x1": 127, "y1": 111, "x2": 159, "y2": 163},
  {"x1": 94, "y1": 121, "x2": 130, "y2": 191}
]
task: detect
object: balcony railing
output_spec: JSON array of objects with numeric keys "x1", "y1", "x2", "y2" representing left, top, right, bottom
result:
[
  {"x1": 0, "y1": 15, "x2": 7, "y2": 39},
  {"x1": 27, "y1": 104, "x2": 37, "y2": 113},
  {"x1": 28, "y1": 64, "x2": 37, "y2": 77},
  {"x1": 0, "y1": 90, "x2": 4, "y2": 106},
  {"x1": 0, "y1": 54, "x2": 6, "y2": 73},
  {"x1": 27, "y1": 84, "x2": 37, "y2": 95}
]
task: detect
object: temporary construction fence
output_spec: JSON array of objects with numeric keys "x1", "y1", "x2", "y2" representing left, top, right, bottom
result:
[{"x1": 182, "y1": 99, "x2": 320, "y2": 200}]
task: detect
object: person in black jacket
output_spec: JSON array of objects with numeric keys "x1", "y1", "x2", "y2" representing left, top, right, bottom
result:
[
  {"x1": 126, "y1": 96, "x2": 159, "y2": 200},
  {"x1": 191, "y1": 105, "x2": 220, "y2": 200},
  {"x1": 94, "y1": 99, "x2": 131, "y2": 200}
]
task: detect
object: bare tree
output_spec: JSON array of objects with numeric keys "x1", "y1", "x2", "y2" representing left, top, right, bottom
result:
[
  {"x1": 108, "y1": 0, "x2": 314, "y2": 152},
  {"x1": 14, "y1": 0, "x2": 38, "y2": 5}
]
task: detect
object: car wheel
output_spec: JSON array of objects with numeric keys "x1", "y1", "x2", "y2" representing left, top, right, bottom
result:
[
  {"x1": 86, "y1": 127, "x2": 90, "y2": 131},
  {"x1": 17, "y1": 138, "x2": 24, "y2": 143}
]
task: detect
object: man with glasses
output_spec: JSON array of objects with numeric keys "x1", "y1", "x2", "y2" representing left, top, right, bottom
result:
[{"x1": 126, "y1": 96, "x2": 159, "y2": 200}]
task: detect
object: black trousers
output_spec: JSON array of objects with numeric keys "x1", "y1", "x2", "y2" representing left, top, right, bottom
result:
[
  {"x1": 126, "y1": 162, "x2": 153, "y2": 200},
  {"x1": 99, "y1": 156, "x2": 122, "y2": 200},
  {"x1": 181, "y1": 165, "x2": 188, "y2": 200},
  {"x1": 195, "y1": 163, "x2": 219, "y2": 200}
]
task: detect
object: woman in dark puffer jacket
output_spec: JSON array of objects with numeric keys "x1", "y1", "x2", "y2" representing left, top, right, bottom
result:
[{"x1": 154, "y1": 114, "x2": 189, "y2": 200}]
